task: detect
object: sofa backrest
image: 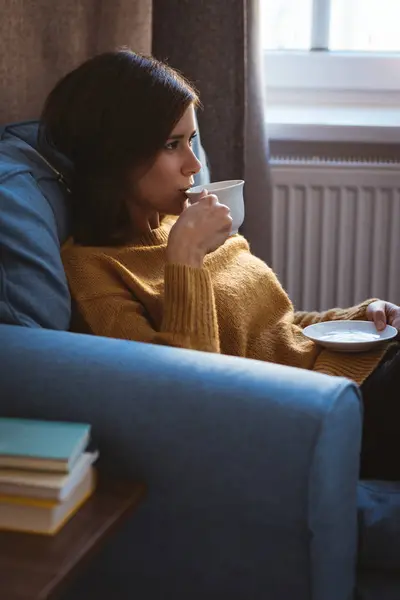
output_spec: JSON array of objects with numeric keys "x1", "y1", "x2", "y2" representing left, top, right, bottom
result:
[{"x1": 0, "y1": 121, "x2": 72, "y2": 329}]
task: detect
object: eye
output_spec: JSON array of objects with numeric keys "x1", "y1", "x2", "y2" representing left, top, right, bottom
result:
[
  {"x1": 189, "y1": 133, "x2": 198, "y2": 147},
  {"x1": 164, "y1": 140, "x2": 179, "y2": 151}
]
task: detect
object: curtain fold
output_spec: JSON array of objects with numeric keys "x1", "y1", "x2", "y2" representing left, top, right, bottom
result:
[
  {"x1": 242, "y1": 0, "x2": 272, "y2": 263},
  {"x1": 153, "y1": 0, "x2": 271, "y2": 263},
  {"x1": 0, "y1": 0, "x2": 152, "y2": 124},
  {"x1": 152, "y1": 0, "x2": 246, "y2": 183}
]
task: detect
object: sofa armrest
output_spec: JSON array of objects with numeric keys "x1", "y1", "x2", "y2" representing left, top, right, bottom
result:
[{"x1": 0, "y1": 324, "x2": 362, "y2": 600}]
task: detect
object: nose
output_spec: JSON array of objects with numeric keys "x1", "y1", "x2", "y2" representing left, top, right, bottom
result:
[{"x1": 182, "y1": 146, "x2": 202, "y2": 177}]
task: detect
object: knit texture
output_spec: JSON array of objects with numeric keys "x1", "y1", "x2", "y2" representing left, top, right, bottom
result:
[{"x1": 62, "y1": 217, "x2": 389, "y2": 385}]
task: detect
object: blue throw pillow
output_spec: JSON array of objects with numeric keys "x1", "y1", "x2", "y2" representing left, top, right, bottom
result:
[{"x1": 0, "y1": 121, "x2": 72, "y2": 329}]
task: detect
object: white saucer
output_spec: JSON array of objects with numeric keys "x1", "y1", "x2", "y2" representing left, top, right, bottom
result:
[{"x1": 302, "y1": 320, "x2": 398, "y2": 353}]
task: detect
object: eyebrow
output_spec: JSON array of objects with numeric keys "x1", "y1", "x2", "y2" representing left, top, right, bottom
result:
[{"x1": 167, "y1": 130, "x2": 197, "y2": 140}]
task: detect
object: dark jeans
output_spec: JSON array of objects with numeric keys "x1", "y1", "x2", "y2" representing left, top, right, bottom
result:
[{"x1": 360, "y1": 342, "x2": 400, "y2": 481}]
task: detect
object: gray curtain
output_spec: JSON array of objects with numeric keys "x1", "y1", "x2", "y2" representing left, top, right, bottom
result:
[
  {"x1": 0, "y1": 0, "x2": 152, "y2": 124},
  {"x1": 153, "y1": 0, "x2": 271, "y2": 263},
  {"x1": 243, "y1": 0, "x2": 272, "y2": 264}
]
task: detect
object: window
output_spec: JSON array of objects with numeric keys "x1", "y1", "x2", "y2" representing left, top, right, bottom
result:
[
  {"x1": 262, "y1": 0, "x2": 400, "y2": 97},
  {"x1": 262, "y1": 0, "x2": 400, "y2": 52},
  {"x1": 330, "y1": 0, "x2": 400, "y2": 52}
]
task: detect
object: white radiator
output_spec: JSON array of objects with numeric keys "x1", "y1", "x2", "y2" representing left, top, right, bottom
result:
[{"x1": 270, "y1": 157, "x2": 400, "y2": 311}]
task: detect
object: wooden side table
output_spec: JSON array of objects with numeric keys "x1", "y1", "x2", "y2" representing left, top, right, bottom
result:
[{"x1": 0, "y1": 479, "x2": 146, "y2": 600}]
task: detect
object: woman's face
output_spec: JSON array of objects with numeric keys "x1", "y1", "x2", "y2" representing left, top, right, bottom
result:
[{"x1": 132, "y1": 103, "x2": 202, "y2": 217}]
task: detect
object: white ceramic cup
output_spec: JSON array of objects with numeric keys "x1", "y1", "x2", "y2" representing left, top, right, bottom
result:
[{"x1": 186, "y1": 179, "x2": 245, "y2": 235}]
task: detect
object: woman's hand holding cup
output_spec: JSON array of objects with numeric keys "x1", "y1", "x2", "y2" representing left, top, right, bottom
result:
[{"x1": 166, "y1": 190, "x2": 233, "y2": 268}]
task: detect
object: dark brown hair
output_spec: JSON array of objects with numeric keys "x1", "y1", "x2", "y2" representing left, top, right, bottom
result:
[{"x1": 38, "y1": 49, "x2": 200, "y2": 245}]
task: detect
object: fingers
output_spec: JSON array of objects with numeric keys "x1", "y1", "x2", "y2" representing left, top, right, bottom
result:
[
  {"x1": 386, "y1": 304, "x2": 400, "y2": 332},
  {"x1": 204, "y1": 193, "x2": 218, "y2": 206},
  {"x1": 215, "y1": 202, "x2": 232, "y2": 232},
  {"x1": 210, "y1": 230, "x2": 232, "y2": 252},
  {"x1": 191, "y1": 191, "x2": 217, "y2": 206},
  {"x1": 367, "y1": 300, "x2": 387, "y2": 331},
  {"x1": 185, "y1": 192, "x2": 232, "y2": 233},
  {"x1": 185, "y1": 188, "x2": 208, "y2": 204},
  {"x1": 221, "y1": 213, "x2": 233, "y2": 232},
  {"x1": 374, "y1": 311, "x2": 387, "y2": 332}
]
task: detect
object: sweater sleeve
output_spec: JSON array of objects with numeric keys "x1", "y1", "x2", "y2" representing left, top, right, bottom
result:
[
  {"x1": 66, "y1": 258, "x2": 220, "y2": 353},
  {"x1": 293, "y1": 298, "x2": 377, "y2": 329}
]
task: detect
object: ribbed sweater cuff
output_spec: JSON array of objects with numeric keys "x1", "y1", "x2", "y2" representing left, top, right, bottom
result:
[
  {"x1": 162, "y1": 264, "x2": 219, "y2": 343},
  {"x1": 350, "y1": 298, "x2": 379, "y2": 321}
]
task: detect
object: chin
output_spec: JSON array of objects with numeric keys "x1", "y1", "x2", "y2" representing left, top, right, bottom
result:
[{"x1": 168, "y1": 197, "x2": 188, "y2": 216}]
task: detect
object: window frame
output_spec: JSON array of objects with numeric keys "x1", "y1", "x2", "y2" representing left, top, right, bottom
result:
[
  {"x1": 262, "y1": 0, "x2": 400, "y2": 142},
  {"x1": 264, "y1": 51, "x2": 400, "y2": 96}
]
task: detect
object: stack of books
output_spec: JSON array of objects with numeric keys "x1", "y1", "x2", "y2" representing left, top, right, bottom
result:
[{"x1": 0, "y1": 417, "x2": 98, "y2": 535}]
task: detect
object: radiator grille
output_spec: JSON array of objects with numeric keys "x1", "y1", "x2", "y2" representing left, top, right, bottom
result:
[{"x1": 270, "y1": 157, "x2": 400, "y2": 311}]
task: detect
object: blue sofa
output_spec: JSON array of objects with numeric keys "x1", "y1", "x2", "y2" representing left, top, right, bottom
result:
[{"x1": 1, "y1": 121, "x2": 400, "y2": 600}]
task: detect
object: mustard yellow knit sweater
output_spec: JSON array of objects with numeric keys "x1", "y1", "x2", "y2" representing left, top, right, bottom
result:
[{"x1": 61, "y1": 216, "x2": 389, "y2": 385}]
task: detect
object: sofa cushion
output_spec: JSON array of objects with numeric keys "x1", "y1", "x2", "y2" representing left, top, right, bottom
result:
[
  {"x1": 357, "y1": 480, "x2": 400, "y2": 570},
  {"x1": 0, "y1": 121, "x2": 72, "y2": 329}
]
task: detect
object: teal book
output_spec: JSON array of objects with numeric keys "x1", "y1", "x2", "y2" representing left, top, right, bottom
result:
[{"x1": 0, "y1": 418, "x2": 91, "y2": 473}]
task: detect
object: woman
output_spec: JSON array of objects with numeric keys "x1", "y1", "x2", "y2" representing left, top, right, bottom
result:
[{"x1": 39, "y1": 49, "x2": 400, "y2": 480}]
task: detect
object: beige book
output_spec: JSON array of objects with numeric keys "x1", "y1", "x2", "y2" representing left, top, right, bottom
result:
[{"x1": 0, "y1": 467, "x2": 96, "y2": 535}]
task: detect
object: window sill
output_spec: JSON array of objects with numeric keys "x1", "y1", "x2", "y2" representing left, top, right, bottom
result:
[{"x1": 266, "y1": 103, "x2": 400, "y2": 144}]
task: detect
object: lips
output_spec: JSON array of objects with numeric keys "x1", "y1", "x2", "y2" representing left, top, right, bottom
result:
[{"x1": 180, "y1": 179, "x2": 195, "y2": 192}]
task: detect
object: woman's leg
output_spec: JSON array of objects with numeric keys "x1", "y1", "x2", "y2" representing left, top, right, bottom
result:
[{"x1": 360, "y1": 342, "x2": 400, "y2": 480}]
